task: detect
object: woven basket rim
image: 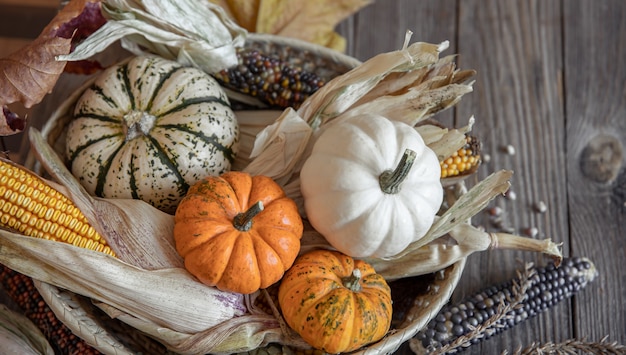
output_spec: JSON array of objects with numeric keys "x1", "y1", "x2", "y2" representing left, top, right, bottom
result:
[{"x1": 24, "y1": 34, "x2": 466, "y2": 354}]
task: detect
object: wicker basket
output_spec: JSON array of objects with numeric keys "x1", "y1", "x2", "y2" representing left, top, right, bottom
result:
[{"x1": 23, "y1": 34, "x2": 466, "y2": 354}]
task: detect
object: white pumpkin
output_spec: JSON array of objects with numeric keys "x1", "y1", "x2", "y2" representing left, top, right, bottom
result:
[
  {"x1": 65, "y1": 56, "x2": 239, "y2": 213},
  {"x1": 300, "y1": 114, "x2": 443, "y2": 258}
]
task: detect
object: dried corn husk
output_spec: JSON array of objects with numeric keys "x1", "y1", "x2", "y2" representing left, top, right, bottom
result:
[
  {"x1": 58, "y1": 0, "x2": 247, "y2": 74},
  {"x1": 242, "y1": 32, "x2": 476, "y2": 210},
  {"x1": 0, "y1": 233, "x2": 246, "y2": 334},
  {"x1": 28, "y1": 129, "x2": 182, "y2": 270},
  {"x1": 231, "y1": 110, "x2": 284, "y2": 170},
  {"x1": 0, "y1": 304, "x2": 55, "y2": 355},
  {"x1": 417, "y1": 116, "x2": 475, "y2": 162},
  {"x1": 298, "y1": 171, "x2": 562, "y2": 279},
  {"x1": 368, "y1": 223, "x2": 562, "y2": 281}
]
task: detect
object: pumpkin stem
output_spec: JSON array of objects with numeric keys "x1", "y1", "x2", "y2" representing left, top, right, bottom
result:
[
  {"x1": 379, "y1": 149, "x2": 417, "y2": 194},
  {"x1": 342, "y1": 268, "x2": 363, "y2": 292},
  {"x1": 123, "y1": 110, "x2": 157, "y2": 141},
  {"x1": 233, "y1": 201, "x2": 264, "y2": 231}
]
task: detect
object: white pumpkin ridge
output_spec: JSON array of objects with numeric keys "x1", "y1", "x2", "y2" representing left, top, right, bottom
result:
[{"x1": 300, "y1": 114, "x2": 443, "y2": 258}]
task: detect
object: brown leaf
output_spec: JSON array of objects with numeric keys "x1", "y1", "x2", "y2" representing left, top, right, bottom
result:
[
  {"x1": 0, "y1": 34, "x2": 71, "y2": 136},
  {"x1": 0, "y1": 0, "x2": 101, "y2": 136},
  {"x1": 0, "y1": 34, "x2": 72, "y2": 110}
]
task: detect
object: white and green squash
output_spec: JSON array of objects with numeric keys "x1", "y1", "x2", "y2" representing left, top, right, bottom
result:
[{"x1": 65, "y1": 55, "x2": 239, "y2": 214}]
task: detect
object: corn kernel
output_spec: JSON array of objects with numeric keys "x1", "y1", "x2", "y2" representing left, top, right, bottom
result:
[
  {"x1": 0, "y1": 159, "x2": 115, "y2": 257},
  {"x1": 440, "y1": 135, "x2": 481, "y2": 178}
]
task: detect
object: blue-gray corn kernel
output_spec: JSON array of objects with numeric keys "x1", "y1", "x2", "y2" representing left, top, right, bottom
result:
[{"x1": 414, "y1": 257, "x2": 597, "y2": 353}]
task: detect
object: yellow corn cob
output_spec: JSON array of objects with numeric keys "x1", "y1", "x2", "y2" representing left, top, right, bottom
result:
[
  {"x1": 440, "y1": 135, "x2": 481, "y2": 178},
  {"x1": 0, "y1": 159, "x2": 115, "y2": 257}
]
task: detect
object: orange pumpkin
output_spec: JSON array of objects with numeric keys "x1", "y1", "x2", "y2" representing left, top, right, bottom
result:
[
  {"x1": 173, "y1": 171, "x2": 303, "y2": 294},
  {"x1": 278, "y1": 250, "x2": 392, "y2": 353}
]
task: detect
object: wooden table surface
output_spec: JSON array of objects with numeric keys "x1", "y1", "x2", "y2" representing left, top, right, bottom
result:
[
  {"x1": 1, "y1": 1, "x2": 625, "y2": 354},
  {"x1": 335, "y1": 1, "x2": 625, "y2": 354}
]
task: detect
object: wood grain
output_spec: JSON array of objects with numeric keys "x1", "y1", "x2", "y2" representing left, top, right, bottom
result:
[
  {"x1": 342, "y1": 0, "x2": 458, "y2": 128},
  {"x1": 564, "y1": 0, "x2": 626, "y2": 347},
  {"x1": 339, "y1": 0, "x2": 624, "y2": 354},
  {"x1": 455, "y1": 1, "x2": 572, "y2": 352},
  {"x1": 0, "y1": 4, "x2": 56, "y2": 39}
]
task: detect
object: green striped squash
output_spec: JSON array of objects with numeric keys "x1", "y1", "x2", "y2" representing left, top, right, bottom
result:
[{"x1": 66, "y1": 55, "x2": 239, "y2": 214}]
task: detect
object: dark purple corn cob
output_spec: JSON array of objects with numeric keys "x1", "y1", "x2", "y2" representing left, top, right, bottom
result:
[
  {"x1": 412, "y1": 257, "x2": 597, "y2": 354},
  {"x1": 213, "y1": 47, "x2": 325, "y2": 110}
]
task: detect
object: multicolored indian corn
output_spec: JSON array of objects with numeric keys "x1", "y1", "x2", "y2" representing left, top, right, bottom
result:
[
  {"x1": 0, "y1": 159, "x2": 115, "y2": 256},
  {"x1": 213, "y1": 47, "x2": 325, "y2": 109}
]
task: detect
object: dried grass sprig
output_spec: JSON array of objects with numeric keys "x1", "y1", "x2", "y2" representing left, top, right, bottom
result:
[
  {"x1": 506, "y1": 336, "x2": 626, "y2": 355},
  {"x1": 426, "y1": 262, "x2": 536, "y2": 355}
]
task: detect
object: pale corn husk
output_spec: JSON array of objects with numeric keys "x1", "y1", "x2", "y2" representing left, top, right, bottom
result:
[
  {"x1": 58, "y1": 0, "x2": 247, "y2": 74},
  {"x1": 241, "y1": 33, "x2": 476, "y2": 211},
  {"x1": 416, "y1": 116, "x2": 475, "y2": 162},
  {"x1": 298, "y1": 171, "x2": 562, "y2": 280},
  {"x1": 0, "y1": 211, "x2": 246, "y2": 337},
  {"x1": 0, "y1": 304, "x2": 55, "y2": 355}
]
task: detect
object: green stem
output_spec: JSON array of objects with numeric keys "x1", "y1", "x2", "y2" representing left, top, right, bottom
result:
[
  {"x1": 342, "y1": 268, "x2": 362, "y2": 292},
  {"x1": 233, "y1": 201, "x2": 264, "y2": 231},
  {"x1": 379, "y1": 149, "x2": 417, "y2": 194}
]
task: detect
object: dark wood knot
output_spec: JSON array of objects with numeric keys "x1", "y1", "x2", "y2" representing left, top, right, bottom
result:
[{"x1": 579, "y1": 134, "x2": 623, "y2": 184}]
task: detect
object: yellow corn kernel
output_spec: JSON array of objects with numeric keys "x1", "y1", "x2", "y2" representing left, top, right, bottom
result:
[
  {"x1": 440, "y1": 135, "x2": 481, "y2": 178},
  {"x1": 0, "y1": 160, "x2": 115, "y2": 257}
]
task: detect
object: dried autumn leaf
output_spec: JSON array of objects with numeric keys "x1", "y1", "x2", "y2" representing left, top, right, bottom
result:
[
  {"x1": 0, "y1": 34, "x2": 71, "y2": 136},
  {"x1": 209, "y1": 0, "x2": 261, "y2": 31},
  {"x1": 0, "y1": 36, "x2": 71, "y2": 111},
  {"x1": 209, "y1": 0, "x2": 372, "y2": 52},
  {"x1": 0, "y1": 0, "x2": 102, "y2": 136}
]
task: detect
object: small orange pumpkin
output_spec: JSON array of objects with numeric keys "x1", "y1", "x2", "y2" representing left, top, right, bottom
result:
[
  {"x1": 173, "y1": 171, "x2": 303, "y2": 294},
  {"x1": 278, "y1": 250, "x2": 392, "y2": 353}
]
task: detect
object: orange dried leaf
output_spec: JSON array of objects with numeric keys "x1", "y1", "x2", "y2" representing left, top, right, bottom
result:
[
  {"x1": 258, "y1": 0, "x2": 372, "y2": 51},
  {"x1": 210, "y1": 0, "x2": 372, "y2": 52},
  {"x1": 209, "y1": 0, "x2": 260, "y2": 31}
]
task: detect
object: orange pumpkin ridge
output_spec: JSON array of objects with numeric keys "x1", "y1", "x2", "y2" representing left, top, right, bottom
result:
[
  {"x1": 174, "y1": 171, "x2": 303, "y2": 294},
  {"x1": 278, "y1": 250, "x2": 393, "y2": 353}
]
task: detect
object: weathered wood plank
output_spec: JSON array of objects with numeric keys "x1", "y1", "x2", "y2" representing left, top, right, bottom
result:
[
  {"x1": 564, "y1": 0, "x2": 626, "y2": 348},
  {"x1": 453, "y1": 1, "x2": 571, "y2": 353}
]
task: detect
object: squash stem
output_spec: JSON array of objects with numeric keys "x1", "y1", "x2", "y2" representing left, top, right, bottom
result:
[
  {"x1": 379, "y1": 149, "x2": 417, "y2": 194},
  {"x1": 342, "y1": 268, "x2": 362, "y2": 292},
  {"x1": 233, "y1": 201, "x2": 264, "y2": 231}
]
